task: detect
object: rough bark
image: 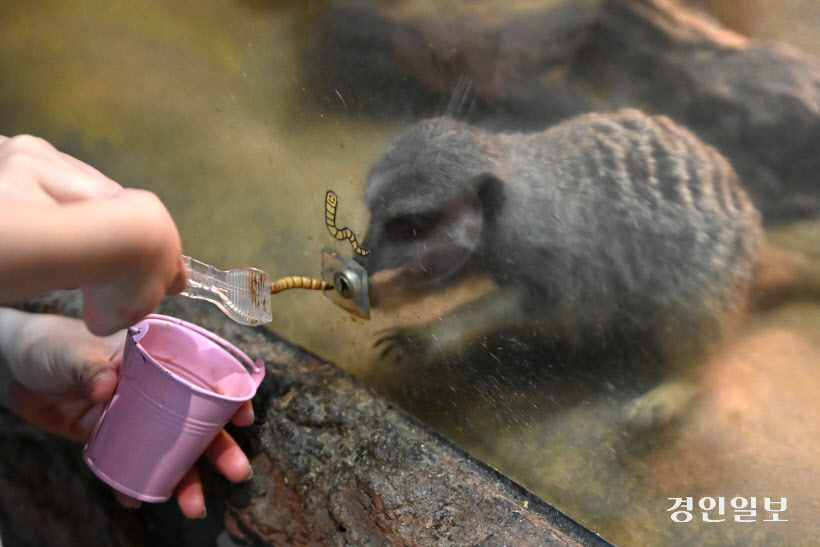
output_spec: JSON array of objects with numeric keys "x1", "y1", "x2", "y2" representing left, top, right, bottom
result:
[{"x1": 0, "y1": 292, "x2": 607, "y2": 546}]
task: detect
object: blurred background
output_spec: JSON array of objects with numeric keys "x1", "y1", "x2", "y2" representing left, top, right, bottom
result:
[{"x1": 2, "y1": 1, "x2": 818, "y2": 544}]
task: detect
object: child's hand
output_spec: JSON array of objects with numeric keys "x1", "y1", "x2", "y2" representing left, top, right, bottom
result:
[
  {"x1": 0, "y1": 309, "x2": 253, "y2": 519},
  {"x1": 77, "y1": 188, "x2": 189, "y2": 335},
  {"x1": 0, "y1": 135, "x2": 187, "y2": 334}
]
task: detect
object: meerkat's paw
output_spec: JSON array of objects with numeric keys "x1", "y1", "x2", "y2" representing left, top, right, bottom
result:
[
  {"x1": 621, "y1": 379, "x2": 697, "y2": 431},
  {"x1": 374, "y1": 322, "x2": 460, "y2": 362},
  {"x1": 375, "y1": 326, "x2": 430, "y2": 360}
]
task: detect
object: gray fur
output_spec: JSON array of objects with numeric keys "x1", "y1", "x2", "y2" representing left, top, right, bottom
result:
[{"x1": 361, "y1": 109, "x2": 762, "y2": 350}]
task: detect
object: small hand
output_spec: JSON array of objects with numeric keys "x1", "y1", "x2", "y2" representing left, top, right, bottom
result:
[
  {"x1": 0, "y1": 134, "x2": 187, "y2": 336},
  {"x1": 0, "y1": 134, "x2": 123, "y2": 203},
  {"x1": 0, "y1": 309, "x2": 252, "y2": 519}
]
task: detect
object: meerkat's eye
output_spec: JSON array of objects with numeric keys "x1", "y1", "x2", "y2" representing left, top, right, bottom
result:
[{"x1": 384, "y1": 211, "x2": 443, "y2": 241}]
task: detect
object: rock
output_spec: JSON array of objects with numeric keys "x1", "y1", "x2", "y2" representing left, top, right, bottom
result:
[
  {"x1": 581, "y1": 0, "x2": 820, "y2": 222},
  {"x1": 301, "y1": 0, "x2": 820, "y2": 222},
  {"x1": 0, "y1": 415, "x2": 145, "y2": 546}
]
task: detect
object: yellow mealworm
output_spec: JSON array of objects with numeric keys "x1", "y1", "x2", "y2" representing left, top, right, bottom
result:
[
  {"x1": 270, "y1": 276, "x2": 334, "y2": 294},
  {"x1": 325, "y1": 190, "x2": 370, "y2": 255}
]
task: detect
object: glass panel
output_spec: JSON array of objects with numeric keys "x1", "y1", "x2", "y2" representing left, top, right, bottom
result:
[{"x1": 2, "y1": 1, "x2": 818, "y2": 544}]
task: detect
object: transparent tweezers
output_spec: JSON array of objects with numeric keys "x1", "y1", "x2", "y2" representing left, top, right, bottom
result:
[{"x1": 179, "y1": 255, "x2": 272, "y2": 326}]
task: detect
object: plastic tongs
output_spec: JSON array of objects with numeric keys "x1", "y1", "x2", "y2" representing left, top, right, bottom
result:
[
  {"x1": 180, "y1": 256, "x2": 273, "y2": 326},
  {"x1": 179, "y1": 249, "x2": 370, "y2": 326}
]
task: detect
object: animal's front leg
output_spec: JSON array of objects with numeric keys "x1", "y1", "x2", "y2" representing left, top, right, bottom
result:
[
  {"x1": 375, "y1": 286, "x2": 530, "y2": 362},
  {"x1": 621, "y1": 378, "x2": 698, "y2": 433}
]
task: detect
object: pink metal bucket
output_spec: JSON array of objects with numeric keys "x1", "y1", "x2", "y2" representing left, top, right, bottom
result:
[{"x1": 83, "y1": 314, "x2": 265, "y2": 502}]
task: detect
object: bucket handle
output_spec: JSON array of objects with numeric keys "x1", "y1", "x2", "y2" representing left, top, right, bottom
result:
[{"x1": 137, "y1": 314, "x2": 265, "y2": 386}]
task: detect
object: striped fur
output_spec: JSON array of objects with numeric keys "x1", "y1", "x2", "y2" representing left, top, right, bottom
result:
[{"x1": 361, "y1": 109, "x2": 764, "y2": 359}]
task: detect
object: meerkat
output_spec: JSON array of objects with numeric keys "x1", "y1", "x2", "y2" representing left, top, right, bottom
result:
[{"x1": 356, "y1": 108, "x2": 818, "y2": 429}]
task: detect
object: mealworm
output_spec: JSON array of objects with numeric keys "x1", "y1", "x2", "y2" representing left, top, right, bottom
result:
[
  {"x1": 325, "y1": 190, "x2": 370, "y2": 256},
  {"x1": 270, "y1": 276, "x2": 334, "y2": 294}
]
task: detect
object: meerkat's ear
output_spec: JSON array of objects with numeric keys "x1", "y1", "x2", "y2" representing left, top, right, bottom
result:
[{"x1": 472, "y1": 172, "x2": 505, "y2": 221}]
